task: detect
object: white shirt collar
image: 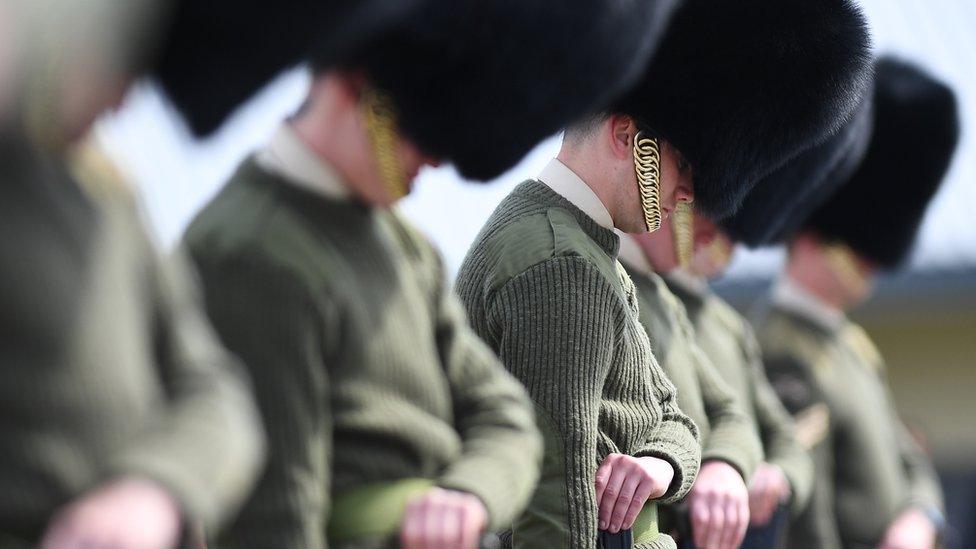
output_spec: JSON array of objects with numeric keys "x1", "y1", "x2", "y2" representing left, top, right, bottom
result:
[
  {"x1": 257, "y1": 123, "x2": 351, "y2": 201},
  {"x1": 665, "y1": 268, "x2": 709, "y2": 297},
  {"x1": 615, "y1": 230, "x2": 655, "y2": 275},
  {"x1": 538, "y1": 158, "x2": 614, "y2": 230},
  {"x1": 772, "y1": 275, "x2": 846, "y2": 331}
]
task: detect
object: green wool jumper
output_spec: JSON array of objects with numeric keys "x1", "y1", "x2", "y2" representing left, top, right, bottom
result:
[
  {"x1": 666, "y1": 280, "x2": 814, "y2": 515},
  {"x1": 184, "y1": 158, "x2": 542, "y2": 549},
  {"x1": 455, "y1": 180, "x2": 701, "y2": 549},
  {"x1": 626, "y1": 269, "x2": 760, "y2": 482},
  {"x1": 0, "y1": 131, "x2": 265, "y2": 546},
  {"x1": 753, "y1": 301, "x2": 944, "y2": 549}
]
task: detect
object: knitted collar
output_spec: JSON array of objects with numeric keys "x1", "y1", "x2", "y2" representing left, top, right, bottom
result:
[{"x1": 522, "y1": 179, "x2": 620, "y2": 258}]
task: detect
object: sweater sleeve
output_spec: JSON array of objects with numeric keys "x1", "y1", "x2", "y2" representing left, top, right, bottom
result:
[
  {"x1": 102, "y1": 242, "x2": 266, "y2": 532},
  {"x1": 741, "y1": 326, "x2": 814, "y2": 513},
  {"x1": 633, "y1": 350, "x2": 702, "y2": 504},
  {"x1": 189, "y1": 250, "x2": 335, "y2": 549},
  {"x1": 428, "y1": 253, "x2": 543, "y2": 530},
  {"x1": 487, "y1": 257, "x2": 620, "y2": 548},
  {"x1": 692, "y1": 341, "x2": 761, "y2": 484}
]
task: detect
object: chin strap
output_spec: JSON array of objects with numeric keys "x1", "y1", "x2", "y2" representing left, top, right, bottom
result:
[
  {"x1": 671, "y1": 201, "x2": 694, "y2": 268},
  {"x1": 823, "y1": 243, "x2": 870, "y2": 298},
  {"x1": 361, "y1": 87, "x2": 409, "y2": 202},
  {"x1": 633, "y1": 131, "x2": 662, "y2": 233}
]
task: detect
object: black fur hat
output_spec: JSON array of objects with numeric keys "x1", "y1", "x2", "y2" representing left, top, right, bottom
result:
[
  {"x1": 152, "y1": 0, "x2": 424, "y2": 137},
  {"x1": 803, "y1": 57, "x2": 960, "y2": 268},
  {"x1": 722, "y1": 90, "x2": 875, "y2": 248},
  {"x1": 323, "y1": 0, "x2": 682, "y2": 181},
  {"x1": 612, "y1": 0, "x2": 872, "y2": 219}
]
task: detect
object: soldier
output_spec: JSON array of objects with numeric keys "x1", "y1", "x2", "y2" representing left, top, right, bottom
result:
[
  {"x1": 617, "y1": 97, "x2": 874, "y2": 544},
  {"x1": 616, "y1": 225, "x2": 762, "y2": 549},
  {"x1": 181, "y1": 1, "x2": 681, "y2": 547},
  {"x1": 749, "y1": 57, "x2": 958, "y2": 549},
  {"x1": 455, "y1": 1, "x2": 871, "y2": 547},
  {"x1": 0, "y1": 1, "x2": 412, "y2": 546}
]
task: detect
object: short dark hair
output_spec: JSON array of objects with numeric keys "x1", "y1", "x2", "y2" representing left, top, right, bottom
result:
[{"x1": 563, "y1": 112, "x2": 609, "y2": 144}]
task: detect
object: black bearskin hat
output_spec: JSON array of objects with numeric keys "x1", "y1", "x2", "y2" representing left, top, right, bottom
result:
[
  {"x1": 152, "y1": 0, "x2": 425, "y2": 137},
  {"x1": 322, "y1": 0, "x2": 682, "y2": 181},
  {"x1": 804, "y1": 57, "x2": 960, "y2": 268},
  {"x1": 722, "y1": 90, "x2": 875, "y2": 247},
  {"x1": 612, "y1": 0, "x2": 872, "y2": 219}
]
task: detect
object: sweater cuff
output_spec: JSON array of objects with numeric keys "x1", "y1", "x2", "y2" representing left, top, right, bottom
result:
[
  {"x1": 700, "y1": 451, "x2": 751, "y2": 485},
  {"x1": 437, "y1": 452, "x2": 532, "y2": 530},
  {"x1": 635, "y1": 419, "x2": 701, "y2": 504},
  {"x1": 106, "y1": 451, "x2": 221, "y2": 529}
]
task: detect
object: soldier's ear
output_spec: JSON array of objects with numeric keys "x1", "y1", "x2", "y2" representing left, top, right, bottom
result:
[{"x1": 607, "y1": 114, "x2": 636, "y2": 160}]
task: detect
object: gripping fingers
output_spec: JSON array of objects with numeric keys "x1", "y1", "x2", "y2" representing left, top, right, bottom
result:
[
  {"x1": 691, "y1": 497, "x2": 710, "y2": 549},
  {"x1": 608, "y1": 474, "x2": 642, "y2": 532},
  {"x1": 621, "y1": 480, "x2": 653, "y2": 532},
  {"x1": 598, "y1": 468, "x2": 627, "y2": 531},
  {"x1": 717, "y1": 496, "x2": 740, "y2": 549}
]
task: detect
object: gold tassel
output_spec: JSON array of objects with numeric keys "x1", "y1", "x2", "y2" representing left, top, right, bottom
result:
[
  {"x1": 633, "y1": 131, "x2": 662, "y2": 233},
  {"x1": 361, "y1": 87, "x2": 408, "y2": 201},
  {"x1": 672, "y1": 201, "x2": 694, "y2": 268}
]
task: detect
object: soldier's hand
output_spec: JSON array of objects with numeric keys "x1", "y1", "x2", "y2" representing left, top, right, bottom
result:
[
  {"x1": 878, "y1": 507, "x2": 938, "y2": 549},
  {"x1": 39, "y1": 477, "x2": 181, "y2": 549},
  {"x1": 687, "y1": 460, "x2": 749, "y2": 549},
  {"x1": 595, "y1": 454, "x2": 674, "y2": 533},
  {"x1": 400, "y1": 487, "x2": 488, "y2": 549},
  {"x1": 748, "y1": 462, "x2": 791, "y2": 526}
]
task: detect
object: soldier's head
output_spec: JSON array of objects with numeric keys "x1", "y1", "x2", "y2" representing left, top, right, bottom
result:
[
  {"x1": 786, "y1": 232, "x2": 876, "y2": 308},
  {"x1": 689, "y1": 221, "x2": 735, "y2": 281},
  {"x1": 293, "y1": 0, "x2": 684, "y2": 208},
  {"x1": 9, "y1": 0, "x2": 160, "y2": 145},
  {"x1": 561, "y1": 114, "x2": 694, "y2": 234},
  {"x1": 784, "y1": 57, "x2": 959, "y2": 309},
  {"x1": 584, "y1": 0, "x2": 871, "y2": 253}
]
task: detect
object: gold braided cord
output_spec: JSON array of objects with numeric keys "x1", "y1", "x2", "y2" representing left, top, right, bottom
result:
[
  {"x1": 824, "y1": 243, "x2": 869, "y2": 296},
  {"x1": 671, "y1": 201, "x2": 694, "y2": 268},
  {"x1": 361, "y1": 87, "x2": 409, "y2": 202},
  {"x1": 633, "y1": 131, "x2": 662, "y2": 233},
  {"x1": 704, "y1": 236, "x2": 733, "y2": 271}
]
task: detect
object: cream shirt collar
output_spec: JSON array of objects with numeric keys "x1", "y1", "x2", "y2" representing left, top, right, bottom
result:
[
  {"x1": 538, "y1": 158, "x2": 614, "y2": 230},
  {"x1": 615, "y1": 230, "x2": 655, "y2": 275},
  {"x1": 257, "y1": 123, "x2": 351, "y2": 201},
  {"x1": 772, "y1": 275, "x2": 846, "y2": 331},
  {"x1": 665, "y1": 268, "x2": 709, "y2": 297}
]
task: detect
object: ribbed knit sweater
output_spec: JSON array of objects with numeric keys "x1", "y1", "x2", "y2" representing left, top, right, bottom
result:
[
  {"x1": 184, "y1": 158, "x2": 542, "y2": 549},
  {"x1": 0, "y1": 131, "x2": 265, "y2": 544},
  {"x1": 455, "y1": 180, "x2": 701, "y2": 549},
  {"x1": 666, "y1": 281, "x2": 813, "y2": 514},
  {"x1": 626, "y1": 269, "x2": 760, "y2": 484},
  {"x1": 753, "y1": 301, "x2": 944, "y2": 549}
]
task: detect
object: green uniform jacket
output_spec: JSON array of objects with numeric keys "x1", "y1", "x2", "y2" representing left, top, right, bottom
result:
[
  {"x1": 0, "y1": 131, "x2": 265, "y2": 544},
  {"x1": 666, "y1": 279, "x2": 814, "y2": 515},
  {"x1": 456, "y1": 180, "x2": 701, "y2": 549},
  {"x1": 625, "y1": 267, "x2": 761, "y2": 490},
  {"x1": 185, "y1": 159, "x2": 542, "y2": 549},
  {"x1": 754, "y1": 301, "x2": 944, "y2": 549}
]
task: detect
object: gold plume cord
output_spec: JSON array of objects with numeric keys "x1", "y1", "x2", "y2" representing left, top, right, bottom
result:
[
  {"x1": 633, "y1": 131, "x2": 662, "y2": 233},
  {"x1": 361, "y1": 87, "x2": 409, "y2": 202},
  {"x1": 671, "y1": 201, "x2": 694, "y2": 268}
]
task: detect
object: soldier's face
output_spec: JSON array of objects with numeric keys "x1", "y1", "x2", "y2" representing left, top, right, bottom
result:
[
  {"x1": 658, "y1": 141, "x2": 695, "y2": 222},
  {"x1": 690, "y1": 221, "x2": 734, "y2": 280}
]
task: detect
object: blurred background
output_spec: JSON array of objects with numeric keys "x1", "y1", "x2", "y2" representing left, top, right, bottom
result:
[{"x1": 95, "y1": 0, "x2": 975, "y2": 545}]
